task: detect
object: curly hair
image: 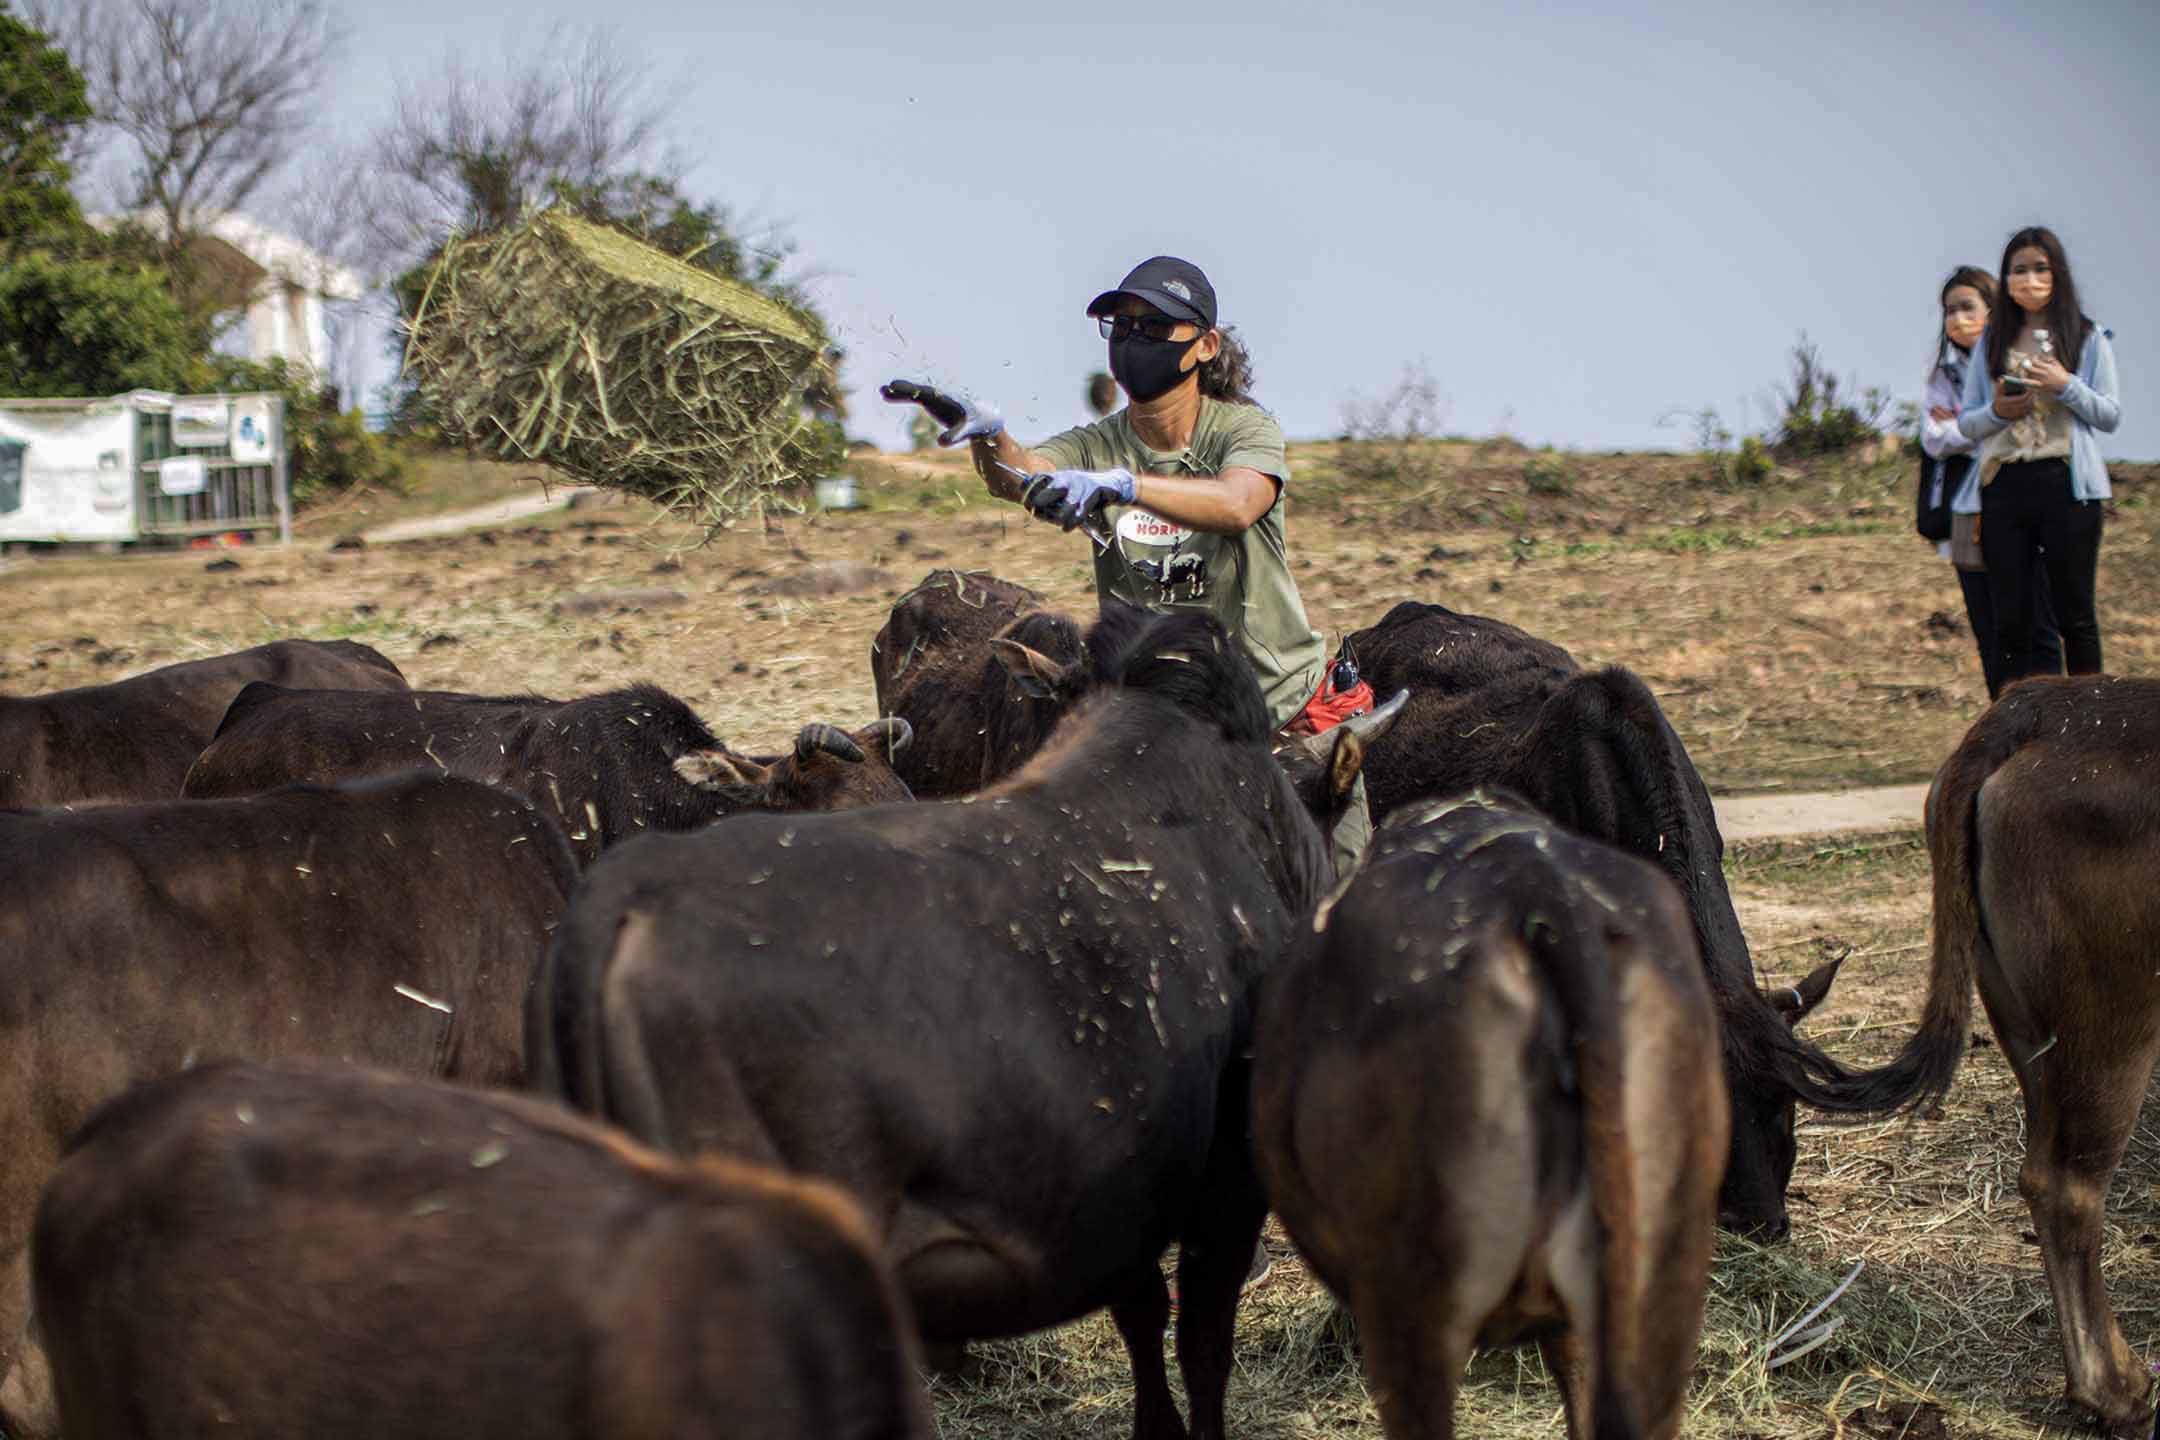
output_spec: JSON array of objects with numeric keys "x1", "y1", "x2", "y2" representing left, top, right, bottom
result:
[{"x1": 1197, "y1": 326, "x2": 1257, "y2": 405}]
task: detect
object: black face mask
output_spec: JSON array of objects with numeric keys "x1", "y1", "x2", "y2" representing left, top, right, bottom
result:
[{"x1": 1109, "y1": 335, "x2": 1198, "y2": 403}]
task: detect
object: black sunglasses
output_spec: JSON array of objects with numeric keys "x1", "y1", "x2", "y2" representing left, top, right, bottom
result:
[{"x1": 1097, "y1": 314, "x2": 1192, "y2": 343}]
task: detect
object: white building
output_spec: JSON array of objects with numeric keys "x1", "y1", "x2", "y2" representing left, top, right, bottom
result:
[{"x1": 94, "y1": 211, "x2": 363, "y2": 377}]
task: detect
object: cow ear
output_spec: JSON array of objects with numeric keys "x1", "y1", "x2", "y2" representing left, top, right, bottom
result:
[
  {"x1": 673, "y1": 749, "x2": 765, "y2": 790},
  {"x1": 1769, "y1": 956, "x2": 1844, "y2": 1026},
  {"x1": 991, "y1": 639, "x2": 1070, "y2": 701},
  {"x1": 1327, "y1": 727, "x2": 1366, "y2": 804}
]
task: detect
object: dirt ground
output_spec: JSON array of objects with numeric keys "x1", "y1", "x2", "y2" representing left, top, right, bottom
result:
[
  {"x1": 1, "y1": 440, "x2": 2154, "y2": 1438},
  {"x1": 4, "y1": 442, "x2": 2152, "y2": 798}
]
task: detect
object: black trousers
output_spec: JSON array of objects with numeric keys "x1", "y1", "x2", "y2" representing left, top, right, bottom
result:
[
  {"x1": 1955, "y1": 564, "x2": 2061, "y2": 698},
  {"x1": 1979, "y1": 458, "x2": 2103, "y2": 694}
]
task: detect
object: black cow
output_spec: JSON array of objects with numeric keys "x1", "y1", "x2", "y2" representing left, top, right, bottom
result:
[
  {"x1": 1344, "y1": 602, "x2": 1846, "y2": 1238},
  {"x1": 183, "y1": 682, "x2": 913, "y2": 864},
  {"x1": 0, "y1": 774, "x2": 578, "y2": 1436},
  {"x1": 35, "y1": 1059, "x2": 931, "y2": 1440},
  {"x1": 533, "y1": 607, "x2": 1371, "y2": 1440},
  {"x1": 869, "y1": 568, "x2": 1083, "y2": 797},
  {"x1": 0, "y1": 639, "x2": 406, "y2": 807},
  {"x1": 1254, "y1": 793, "x2": 1728, "y2": 1440}
]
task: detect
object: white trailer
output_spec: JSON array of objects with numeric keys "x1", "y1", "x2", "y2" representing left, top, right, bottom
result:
[{"x1": 0, "y1": 392, "x2": 289, "y2": 546}]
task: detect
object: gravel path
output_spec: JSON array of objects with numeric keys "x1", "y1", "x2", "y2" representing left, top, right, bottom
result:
[
  {"x1": 1714, "y1": 782, "x2": 1930, "y2": 842},
  {"x1": 359, "y1": 486, "x2": 595, "y2": 545}
]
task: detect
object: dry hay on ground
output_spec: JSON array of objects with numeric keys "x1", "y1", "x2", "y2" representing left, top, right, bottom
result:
[{"x1": 404, "y1": 212, "x2": 831, "y2": 529}]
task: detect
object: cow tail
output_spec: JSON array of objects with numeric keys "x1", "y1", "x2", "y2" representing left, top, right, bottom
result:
[
  {"x1": 1818, "y1": 702, "x2": 2033, "y2": 1116},
  {"x1": 597, "y1": 911, "x2": 676, "y2": 1151},
  {"x1": 1528, "y1": 894, "x2": 1644, "y2": 1440},
  {"x1": 526, "y1": 890, "x2": 630, "y2": 1118}
]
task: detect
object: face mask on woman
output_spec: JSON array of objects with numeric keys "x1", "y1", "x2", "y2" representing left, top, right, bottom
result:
[{"x1": 1109, "y1": 334, "x2": 1199, "y2": 403}]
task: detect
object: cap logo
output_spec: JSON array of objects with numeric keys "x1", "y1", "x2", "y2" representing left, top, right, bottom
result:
[{"x1": 1163, "y1": 280, "x2": 1192, "y2": 301}]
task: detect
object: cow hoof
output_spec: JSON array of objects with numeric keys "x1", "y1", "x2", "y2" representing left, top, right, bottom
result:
[
  {"x1": 2073, "y1": 1376, "x2": 2156, "y2": 1437},
  {"x1": 0, "y1": 1344, "x2": 58, "y2": 1440},
  {"x1": 922, "y1": 1341, "x2": 980, "y2": 1380}
]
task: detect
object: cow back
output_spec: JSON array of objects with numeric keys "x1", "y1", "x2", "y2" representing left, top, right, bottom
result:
[
  {"x1": 0, "y1": 639, "x2": 407, "y2": 808},
  {"x1": 34, "y1": 1059, "x2": 930, "y2": 1440},
  {"x1": 0, "y1": 775, "x2": 574, "y2": 1188}
]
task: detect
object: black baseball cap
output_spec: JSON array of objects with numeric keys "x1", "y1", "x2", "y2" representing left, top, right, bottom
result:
[{"x1": 1085, "y1": 256, "x2": 1217, "y2": 330}]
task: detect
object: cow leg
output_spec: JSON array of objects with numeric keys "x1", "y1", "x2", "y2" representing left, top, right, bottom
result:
[
  {"x1": 1537, "y1": 1330, "x2": 1594, "y2": 1440},
  {"x1": 2014, "y1": 1039, "x2": 2159, "y2": 1433},
  {"x1": 1108, "y1": 1265, "x2": 1185, "y2": 1440},
  {"x1": 1171, "y1": 1198, "x2": 1266, "y2": 1440},
  {"x1": 1357, "y1": 1294, "x2": 1472, "y2": 1440},
  {"x1": 0, "y1": 1253, "x2": 56, "y2": 1440}
]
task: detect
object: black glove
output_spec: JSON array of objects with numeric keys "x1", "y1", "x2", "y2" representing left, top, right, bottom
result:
[{"x1": 879, "y1": 380, "x2": 1003, "y2": 447}]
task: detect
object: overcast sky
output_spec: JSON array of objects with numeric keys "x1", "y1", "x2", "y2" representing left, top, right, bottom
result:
[{"x1": 313, "y1": 0, "x2": 2156, "y2": 458}]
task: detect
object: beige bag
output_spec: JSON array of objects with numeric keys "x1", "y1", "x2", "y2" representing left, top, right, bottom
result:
[{"x1": 1951, "y1": 512, "x2": 1985, "y2": 571}]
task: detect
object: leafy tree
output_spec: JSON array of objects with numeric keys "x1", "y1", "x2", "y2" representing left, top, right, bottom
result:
[
  {"x1": 0, "y1": 250, "x2": 197, "y2": 395},
  {"x1": 0, "y1": 1, "x2": 92, "y2": 251}
]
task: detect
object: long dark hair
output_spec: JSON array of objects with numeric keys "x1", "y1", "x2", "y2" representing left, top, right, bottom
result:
[
  {"x1": 1985, "y1": 227, "x2": 2089, "y2": 380},
  {"x1": 1934, "y1": 265, "x2": 1995, "y2": 375},
  {"x1": 1198, "y1": 326, "x2": 1256, "y2": 405}
]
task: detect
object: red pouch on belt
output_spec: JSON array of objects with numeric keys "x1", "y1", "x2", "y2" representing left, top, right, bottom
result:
[{"x1": 1281, "y1": 669, "x2": 1377, "y2": 738}]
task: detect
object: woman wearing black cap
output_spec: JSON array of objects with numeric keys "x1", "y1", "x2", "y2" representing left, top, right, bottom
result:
[{"x1": 884, "y1": 256, "x2": 1369, "y2": 860}]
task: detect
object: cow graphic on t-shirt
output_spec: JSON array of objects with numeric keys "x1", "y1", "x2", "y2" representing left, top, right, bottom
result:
[
  {"x1": 1115, "y1": 508, "x2": 1211, "y2": 601},
  {"x1": 1131, "y1": 548, "x2": 1206, "y2": 595}
]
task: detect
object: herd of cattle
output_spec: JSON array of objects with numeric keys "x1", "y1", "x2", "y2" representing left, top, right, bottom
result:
[{"x1": 0, "y1": 563, "x2": 2154, "y2": 1440}]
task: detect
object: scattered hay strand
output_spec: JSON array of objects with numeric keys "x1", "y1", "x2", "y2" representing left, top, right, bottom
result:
[{"x1": 404, "y1": 212, "x2": 833, "y2": 532}]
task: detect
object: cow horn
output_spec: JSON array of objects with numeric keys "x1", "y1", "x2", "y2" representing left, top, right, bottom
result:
[
  {"x1": 795, "y1": 723, "x2": 865, "y2": 764},
  {"x1": 1342, "y1": 688, "x2": 1410, "y2": 744},
  {"x1": 859, "y1": 716, "x2": 913, "y2": 756}
]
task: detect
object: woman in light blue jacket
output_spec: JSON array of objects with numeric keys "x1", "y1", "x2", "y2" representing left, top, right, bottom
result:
[{"x1": 1957, "y1": 226, "x2": 2119, "y2": 688}]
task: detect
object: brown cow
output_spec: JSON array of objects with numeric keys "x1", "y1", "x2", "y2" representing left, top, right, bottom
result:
[
  {"x1": 0, "y1": 774, "x2": 577, "y2": 1435},
  {"x1": 183, "y1": 682, "x2": 912, "y2": 864},
  {"x1": 1831, "y1": 676, "x2": 2160, "y2": 1432},
  {"x1": 869, "y1": 567, "x2": 1082, "y2": 796},
  {"x1": 1343, "y1": 600, "x2": 1846, "y2": 1238},
  {"x1": 1255, "y1": 791, "x2": 1728, "y2": 1440},
  {"x1": 0, "y1": 638, "x2": 405, "y2": 806},
  {"x1": 33, "y1": 1059, "x2": 931, "y2": 1440}
]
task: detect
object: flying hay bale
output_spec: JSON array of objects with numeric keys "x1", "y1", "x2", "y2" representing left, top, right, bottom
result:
[{"x1": 404, "y1": 212, "x2": 832, "y2": 529}]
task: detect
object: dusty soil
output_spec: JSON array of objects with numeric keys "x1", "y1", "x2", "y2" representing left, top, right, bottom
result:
[{"x1": 4, "y1": 442, "x2": 2152, "y2": 798}]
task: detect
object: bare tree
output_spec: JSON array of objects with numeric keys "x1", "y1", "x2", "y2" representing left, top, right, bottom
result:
[
  {"x1": 33, "y1": 0, "x2": 344, "y2": 262},
  {"x1": 266, "y1": 137, "x2": 385, "y2": 399},
  {"x1": 370, "y1": 27, "x2": 678, "y2": 265}
]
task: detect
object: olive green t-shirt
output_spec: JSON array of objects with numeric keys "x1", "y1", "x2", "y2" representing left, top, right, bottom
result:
[{"x1": 1037, "y1": 399, "x2": 1327, "y2": 729}]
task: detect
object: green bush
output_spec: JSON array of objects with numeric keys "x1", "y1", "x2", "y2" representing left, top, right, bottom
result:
[
  {"x1": 1522, "y1": 453, "x2": 1572, "y2": 495},
  {"x1": 0, "y1": 252, "x2": 198, "y2": 395},
  {"x1": 186, "y1": 356, "x2": 406, "y2": 504},
  {"x1": 1734, "y1": 434, "x2": 1773, "y2": 484},
  {"x1": 1774, "y1": 335, "x2": 1888, "y2": 457}
]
